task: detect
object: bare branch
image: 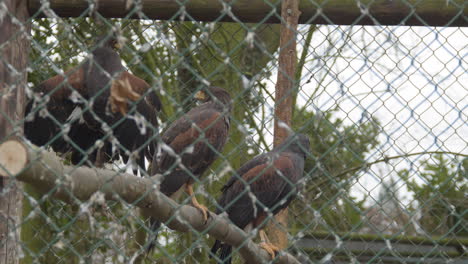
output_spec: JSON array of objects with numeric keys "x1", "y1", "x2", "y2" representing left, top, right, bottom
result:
[
  {"x1": 333, "y1": 151, "x2": 468, "y2": 179},
  {"x1": 0, "y1": 140, "x2": 301, "y2": 264}
]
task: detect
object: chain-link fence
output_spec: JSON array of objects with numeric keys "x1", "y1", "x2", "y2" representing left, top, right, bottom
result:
[{"x1": 1, "y1": 0, "x2": 467, "y2": 263}]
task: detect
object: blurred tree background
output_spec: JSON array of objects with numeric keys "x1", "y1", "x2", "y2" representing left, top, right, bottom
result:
[{"x1": 397, "y1": 155, "x2": 467, "y2": 237}]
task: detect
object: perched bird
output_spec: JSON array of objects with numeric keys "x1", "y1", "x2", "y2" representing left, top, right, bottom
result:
[
  {"x1": 210, "y1": 134, "x2": 310, "y2": 264},
  {"x1": 25, "y1": 34, "x2": 161, "y2": 173},
  {"x1": 147, "y1": 86, "x2": 231, "y2": 251}
]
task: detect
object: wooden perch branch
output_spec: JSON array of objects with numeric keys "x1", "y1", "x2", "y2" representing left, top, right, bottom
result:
[{"x1": 0, "y1": 139, "x2": 300, "y2": 264}]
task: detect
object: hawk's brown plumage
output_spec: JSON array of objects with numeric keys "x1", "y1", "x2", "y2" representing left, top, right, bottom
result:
[
  {"x1": 147, "y1": 86, "x2": 231, "y2": 251},
  {"x1": 25, "y1": 35, "x2": 161, "y2": 173},
  {"x1": 210, "y1": 134, "x2": 310, "y2": 264}
]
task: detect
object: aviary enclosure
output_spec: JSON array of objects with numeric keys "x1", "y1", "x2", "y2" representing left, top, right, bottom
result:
[{"x1": 0, "y1": 1, "x2": 466, "y2": 263}]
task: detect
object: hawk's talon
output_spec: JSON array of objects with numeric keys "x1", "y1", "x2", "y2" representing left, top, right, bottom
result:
[
  {"x1": 194, "y1": 203, "x2": 209, "y2": 223},
  {"x1": 259, "y1": 242, "x2": 280, "y2": 259},
  {"x1": 186, "y1": 184, "x2": 210, "y2": 223}
]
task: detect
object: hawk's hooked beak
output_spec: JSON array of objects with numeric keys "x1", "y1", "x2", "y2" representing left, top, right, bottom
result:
[
  {"x1": 113, "y1": 42, "x2": 121, "y2": 50},
  {"x1": 195, "y1": 91, "x2": 207, "y2": 101}
]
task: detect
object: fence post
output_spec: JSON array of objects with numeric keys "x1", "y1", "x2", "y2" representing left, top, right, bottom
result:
[
  {"x1": 270, "y1": 0, "x2": 301, "y2": 250},
  {"x1": 0, "y1": 0, "x2": 30, "y2": 263}
]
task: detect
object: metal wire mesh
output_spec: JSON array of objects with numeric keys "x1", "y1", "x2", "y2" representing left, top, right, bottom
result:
[{"x1": 0, "y1": 1, "x2": 467, "y2": 263}]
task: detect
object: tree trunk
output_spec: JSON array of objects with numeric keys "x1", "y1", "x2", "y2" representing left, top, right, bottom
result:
[
  {"x1": 270, "y1": 0, "x2": 300, "y2": 251},
  {"x1": 0, "y1": 0, "x2": 30, "y2": 263}
]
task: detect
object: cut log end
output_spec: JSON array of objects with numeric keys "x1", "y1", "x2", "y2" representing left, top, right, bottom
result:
[{"x1": 0, "y1": 140, "x2": 28, "y2": 177}]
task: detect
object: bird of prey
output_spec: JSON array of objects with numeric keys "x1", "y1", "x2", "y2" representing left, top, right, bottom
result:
[
  {"x1": 25, "y1": 34, "x2": 160, "y2": 173},
  {"x1": 147, "y1": 86, "x2": 231, "y2": 251},
  {"x1": 210, "y1": 134, "x2": 310, "y2": 264}
]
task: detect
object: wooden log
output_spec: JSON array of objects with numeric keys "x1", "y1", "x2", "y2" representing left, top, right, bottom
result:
[
  {"x1": 0, "y1": 141, "x2": 28, "y2": 177},
  {"x1": 0, "y1": 139, "x2": 301, "y2": 264},
  {"x1": 27, "y1": 0, "x2": 467, "y2": 27}
]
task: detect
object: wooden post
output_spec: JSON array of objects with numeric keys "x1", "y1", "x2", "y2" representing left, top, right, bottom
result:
[
  {"x1": 270, "y1": 0, "x2": 301, "y2": 250},
  {"x1": 0, "y1": 0, "x2": 30, "y2": 263}
]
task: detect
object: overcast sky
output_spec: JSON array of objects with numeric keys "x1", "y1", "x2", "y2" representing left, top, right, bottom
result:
[{"x1": 258, "y1": 25, "x2": 467, "y2": 203}]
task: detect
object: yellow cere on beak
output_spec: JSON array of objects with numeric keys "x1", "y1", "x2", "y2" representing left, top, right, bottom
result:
[
  {"x1": 114, "y1": 42, "x2": 121, "y2": 50},
  {"x1": 195, "y1": 91, "x2": 206, "y2": 100}
]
